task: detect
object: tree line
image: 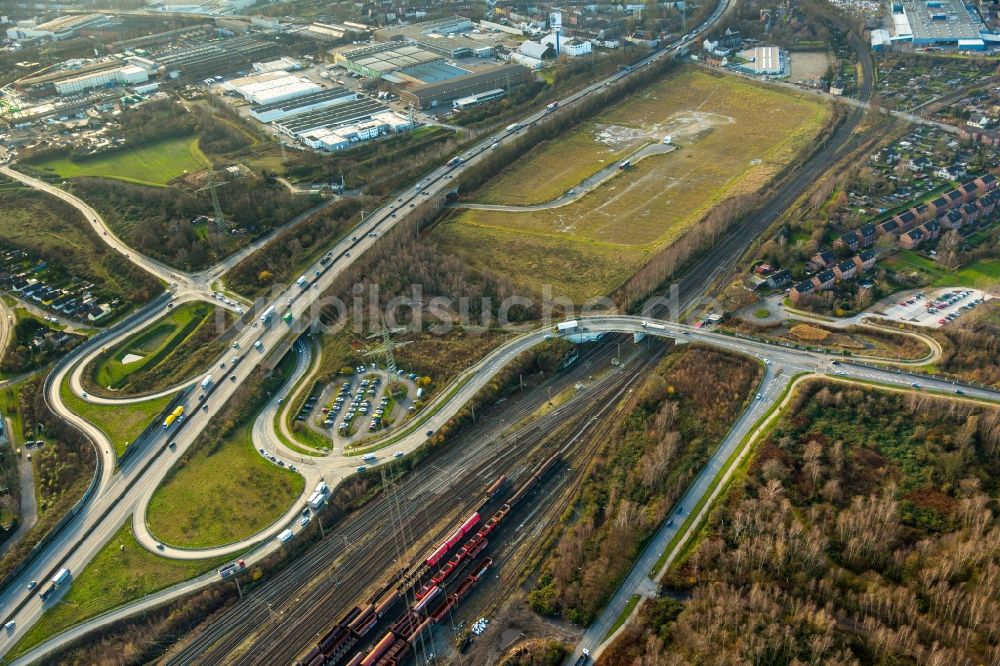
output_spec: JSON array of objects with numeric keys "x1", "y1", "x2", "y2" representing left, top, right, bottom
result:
[{"x1": 602, "y1": 381, "x2": 1000, "y2": 665}]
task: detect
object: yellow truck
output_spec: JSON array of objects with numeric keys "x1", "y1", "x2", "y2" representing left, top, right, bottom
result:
[{"x1": 163, "y1": 406, "x2": 184, "y2": 429}]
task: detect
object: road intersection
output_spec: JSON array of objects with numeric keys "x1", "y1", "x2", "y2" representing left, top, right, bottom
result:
[{"x1": 2, "y1": 5, "x2": 994, "y2": 662}]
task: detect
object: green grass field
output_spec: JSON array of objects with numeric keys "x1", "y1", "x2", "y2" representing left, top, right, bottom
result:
[
  {"x1": 32, "y1": 136, "x2": 209, "y2": 187},
  {"x1": 9, "y1": 520, "x2": 228, "y2": 660},
  {"x1": 146, "y1": 421, "x2": 304, "y2": 548},
  {"x1": 886, "y1": 250, "x2": 1000, "y2": 290},
  {"x1": 89, "y1": 301, "x2": 215, "y2": 391},
  {"x1": 0, "y1": 378, "x2": 28, "y2": 445},
  {"x1": 437, "y1": 68, "x2": 831, "y2": 301},
  {"x1": 60, "y1": 379, "x2": 174, "y2": 456}
]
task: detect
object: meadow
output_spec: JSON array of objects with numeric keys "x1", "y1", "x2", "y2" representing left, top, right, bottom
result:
[{"x1": 436, "y1": 68, "x2": 831, "y2": 301}]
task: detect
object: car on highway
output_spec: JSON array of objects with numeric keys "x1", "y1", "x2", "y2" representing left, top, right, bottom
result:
[
  {"x1": 299, "y1": 515, "x2": 310, "y2": 527},
  {"x1": 254, "y1": 340, "x2": 263, "y2": 350},
  {"x1": 756, "y1": 393, "x2": 762, "y2": 400},
  {"x1": 156, "y1": 542, "x2": 165, "y2": 550},
  {"x1": 4, "y1": 621, "x2": 14, "y2": 632},
  {"x1": 956, "y1": 389, "x2": 965, "y2": 395},
  {"x1": 26, "y1": 580, "x2": 36, "y2": 590}
]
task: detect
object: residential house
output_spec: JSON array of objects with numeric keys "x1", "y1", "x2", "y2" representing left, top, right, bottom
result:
[
  {"x1": 941, "y1": 208, "x2": 964, "y2": 230},
  {"x1": 811, "y1": 269, "x2": 837, "y2": 291},
  {"x1": 909, "y1": 156, "x2": 932, "y2": 172},
  {"x1": 765, "y1": 269, "x2": 791, "y2": 289},
  {"x1": 852, "y1": 249, "x2": 878, "y2": 271},
  {"x1": 961, "y1": 201, "x2": 980, "y2": 224},
  {"x1": 834, "y1": 230, "x2": 860, "y2": 251},
  {"x1": 858, "y1": 223, "x2": 876, "y2": 247},
  {"x1": 789, "y1": 279, "x2": 814, "y2": 303},
  {"x1": 877, "y1": 218, "x2": 901, "y2": 238},
  {"x1": 833, "y1": 259, "x2": 857, "y2": 280},
  {"x1": 809, "y1": 249, "x2": 836, "y2": 270}
]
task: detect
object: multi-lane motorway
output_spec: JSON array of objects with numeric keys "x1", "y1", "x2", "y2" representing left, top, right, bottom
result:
[
  {"x1": 0, "y1": 22, "x2": 725, "y2": 659},
  {"x1": 0, "y1": 4, "x2": 957, "y2": 662}
]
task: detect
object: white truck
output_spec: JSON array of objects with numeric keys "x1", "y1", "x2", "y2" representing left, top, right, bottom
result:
[
  {"x1": 297, "y1": 275, "x2": 308, "y2": 288},
  {"x1": 201, "y1": 374, "x2": 213, "y2": 390},
  {"x1": 40, "y1": 568, "x2": 71, "y2": 600}
]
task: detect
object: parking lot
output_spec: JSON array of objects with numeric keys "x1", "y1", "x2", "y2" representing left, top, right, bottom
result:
[
  {"x1": 875, "y1": 287, "x2": 992, "y2": 328},
  {"x1": 293, "y1": 365, "x2": 420, "y2": 445}
]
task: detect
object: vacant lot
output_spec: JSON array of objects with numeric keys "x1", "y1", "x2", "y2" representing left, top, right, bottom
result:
[
  {"x1": 31, "y1": 136, "x2": 210, "y2": 187},
  {"x1": 884, "y1": 250, "x2": 1000, "y2": 290},
  {"x1": 9, "y1": 520, "x2": 227, "y2": 660},
  {"x1": 146, "y1": 423, "x2": 303, "y2": 548},
  {"x1": 85, "y1": 301, "x2": 231, "y2": 396},
  {"x1": 437, "y1": 68, "x2": 830, "y2": 301}
]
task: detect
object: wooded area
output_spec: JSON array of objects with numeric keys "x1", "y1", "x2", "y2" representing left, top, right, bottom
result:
[
  {"x1": 529, "y1": 346, "x2": 760, "y2": 625},
  {"x1": 602, "y1": 381, "x2": 1000, "y2": 665}
]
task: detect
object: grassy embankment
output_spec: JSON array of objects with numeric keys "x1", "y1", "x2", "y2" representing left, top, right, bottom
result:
[
  {"x1": 85, "y1": 301, "x2": 232, "y2": 397},
  {"x1": 8, "y1": 520, "x2": 229, "y2": 660},
  {"x1": 59, "y1": 380, "x2": 174, "y2": 457},
  {"x1": 146, "y1": 353, "x2": 304, "y2": 548},
  {"x1": 436, "y1": 68, "x2": 832, "y2": 301}
]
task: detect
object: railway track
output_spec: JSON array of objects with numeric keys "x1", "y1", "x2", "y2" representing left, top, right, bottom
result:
[
  {"x1": 670, "y1": 32, "x2": 875, "y2": 316},
  {"x1": 164, "y1": 339, "x2": 663, "y2": 665},
  {"x1": 235, "y1": 349, "x2": 665, "y2": 666},
  {"x1": 166, "y1": 27, "x2": 877, "y2": 666}
]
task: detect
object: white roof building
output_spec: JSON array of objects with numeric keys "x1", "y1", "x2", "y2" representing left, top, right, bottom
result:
[{"x1": 518, "y1": 40, "x2": 550, "y2": 59}]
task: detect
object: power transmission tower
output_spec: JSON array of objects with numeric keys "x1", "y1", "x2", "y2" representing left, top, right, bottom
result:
[
  {"x1": 363, "y1": 320, "x2": 409, "y2": 375},
  {"x1": 196, "y1": 171, "x2": 229, "y2": 232}
]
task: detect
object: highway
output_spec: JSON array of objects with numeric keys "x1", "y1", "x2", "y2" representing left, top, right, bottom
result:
[
  {"x1": 0, "y1": 5, "x2": 926, "y2": 662},
  {"x1": 0, "y1": 26, "x2": 724, "y2": 659}
]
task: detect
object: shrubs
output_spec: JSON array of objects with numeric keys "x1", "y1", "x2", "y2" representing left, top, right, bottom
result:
[
  {"x1": 789, "y1": 323, "x2": 830, "y2": 342},
  {"x1": 528, "y1": 346, "x2": 760, "y2": 625}
]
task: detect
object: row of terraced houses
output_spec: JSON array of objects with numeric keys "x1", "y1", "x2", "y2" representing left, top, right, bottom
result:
[
  {"x1": 790, "y1": 172, "x2": 999, "y2": 304},
  {"x1": 875, "y1": 173, "x2": 998, "y2": 250}
]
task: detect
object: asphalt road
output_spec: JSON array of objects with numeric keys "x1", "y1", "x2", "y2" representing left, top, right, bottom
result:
[
  {"x1": 0, "y1": 36, "x2": 710, "y2": 659},
  {"x1": 0, "y1": 8, "x2": 920, "y2": 661}
]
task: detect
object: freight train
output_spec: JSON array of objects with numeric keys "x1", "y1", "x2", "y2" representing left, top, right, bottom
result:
[{"x1": 297, "y1": 458, "x2": 560, "y2": 666}]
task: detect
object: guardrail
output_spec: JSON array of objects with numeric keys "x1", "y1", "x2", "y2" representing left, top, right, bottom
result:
[
  {"x1": 721, "y1": 329, "x2": 997, "y2": 393},
  {"x1": 0, "y1": 292, "x2": 170, "y2": 594}
]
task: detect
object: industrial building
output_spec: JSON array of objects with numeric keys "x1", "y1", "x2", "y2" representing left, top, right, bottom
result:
[
  {"x1": 232, "y1": 74, "x2": 321, "y2": 105},
  {"x1": 148, "y1": 0, "x2": 258, "y2": 15},
  {"x1": 250, "y1": 86, "x2": 357, "y2": 123},
  {"x1": 53, "y1": 64, "x2": 148, "y2": 95},
  {"x1": 398, "y1": 63, "x2": 533, "y2": 109},
  {"x1": 274, "y1": 97, "x2": 390, "y2": 137},
  {"x1": 252, "y1": 57, "x2": 303, "y2": 74},
  {"x1": 734, "y1": 45, "x2": 787, "y2": 77},
  {"x1": 157, "y1": 35, "x2": 280, "y2": 78},
  {"x1": 6, "y1": 14, "x2": 110, "y2": 41},
  {"x1": 374, "y1": 16, "x2": 493, "y2": 58},
  {"x1": 453, "y1": 88, "x2": 505, "y2": 109},
  {"x1": 333, "y1": 42, "x2": 443, "y2": 79},
  {"x1": 299, "y1": 111, "x2": 413, "y2": 151},
  {"x1": 892, "y1": 0, "x2": 996, "y2": 45}
]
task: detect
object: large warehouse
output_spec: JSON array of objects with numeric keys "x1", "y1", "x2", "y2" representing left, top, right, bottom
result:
[
  {"x1": 250, "y1": 86, "x2": 357, "y2": 123},
  {"x1": 398, "y1": 63, "x2": 533, "y2": 109},
  {"x1": 333, "y1": 42, "x2": 443, "y2": 79},
  {"x1": 54, "y1": 64, "x2": 149, "y2": 95},
  {"x1": 894, "y1": 0, "x2": 996, "y2": 45},
  {"x1": 274, "y1": 97, "x2": 390, "y2": 137},
  {"x1": 157, "y1": 36, "x2": 281, "y2": 78}
]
